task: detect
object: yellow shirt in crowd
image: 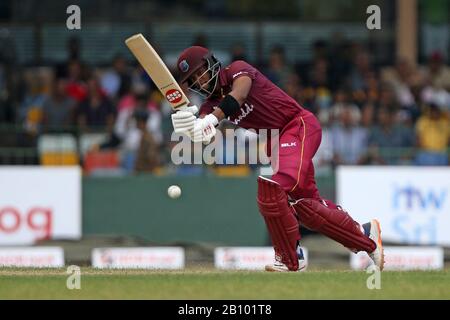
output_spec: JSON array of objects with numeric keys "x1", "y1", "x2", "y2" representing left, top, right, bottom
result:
[{"x1": 415, "y1": 115, "x2": 450, "y2": 152}]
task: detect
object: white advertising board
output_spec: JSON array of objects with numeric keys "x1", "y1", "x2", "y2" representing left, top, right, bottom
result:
[
  {"x1": 337, "y1": 166, "x2": 450, "y2": 245},
  {"x1": 350, "y1": 246, "x2": 444, "y2": 270},
  {"x1": 0, "y1": 247, "x2": 64, "y2": 267},
  {"x1": 0, "y1": 167, "x2": 82, "y2": 245},
  {"x1": 215, "y1": 247, "x2": 308, "y2": 270},
  {"x1": 92, "y1": 247, "x2": 185, "y2": 269}
]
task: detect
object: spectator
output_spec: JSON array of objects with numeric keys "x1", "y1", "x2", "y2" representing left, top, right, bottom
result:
[
  {"x1": 366, "y1": 108, "x2": 415, "y2": 164},
  {"x1": 115, "y1": 86, "x2": 162, "y2": 146},
  {"x1": 265, "y1": 45, "x2": 293, "y2": 89},
  {"x1": 329, "y1": 37, "x2": 353, "y2": 88},
  {"x1": 42, "y1": 78, "x2": 76, "y2": 131},
  {"x1": 100, "y1": 55, "x2": 131, "y2": 100},
  {"x1": 18, "y1": 72, "x2": 48, "y2": 134},
  {"x1": 352, "y1": 71, "x2": 380, "y2": 108},
  {"x1": 308, "y1": 58, "x2": 332, "y2": 115},
  {"x1": 349, "y1": 51, "x2": 372, "y2": 92},
  {"x1": 415, "y1": 104, "x2": 449, "y2": 166},
  {"x1": 365, "y1": 71, "x2": 380, "y2": 104},
  {"x1": 421, "y1": 84, "x2": 450, "y2": 112},
  {"x1": 297, "y1": 86, "x2": 316, "y2": 114},
  {"x1": 319, "y1": 88, "x2": 360, "y2": 126},
  {"x1": 331, "y1": 105, "x2": 368, "y2": 165},
  {"x1": 284, "y1": 72, "x2": 303, "y2": 105},
  {"x1": 230, "y1": 42, "x2": 247, "y2": 62},
  {"x1": 0, "y1": 28, "x2": 17, "y2": 123},
  {"x1": 134, "y1": 109, "x2": 160, "y2": 173},
  {"x1": 377, "y1": 83, "x2": 400, "y2": 116},
  {"x1": 65, "y1": 60, "x2": 87, "y2": 103},
  {"x1": 360, "y1": 103, "x2": 375, "y2": 129},
  {"x1": 381, "y1": 57, "x2": 422, "y2": 109},
  {"x1": 421, "y1": 52, "x2": 450, "y2": 112},
  {"x1": 308, "y1": 57, "x2": 330, "y2": 88},
  {"x1": 77, "y1": 77, "x2": 115, "y2": 132},
  {"x1": 313, "y1": 126, "x2": 333, "y2": 174},
  {"x1": 422, "y1": 51, "x2": 450, "y2": 90},
  {"x1": 115, "y1": 88, "x2": 163, "y2": 172}
]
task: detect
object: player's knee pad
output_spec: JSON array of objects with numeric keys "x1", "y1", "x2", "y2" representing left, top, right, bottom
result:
[
  {"x1": 257, "y1": 176, "x2": 294, "y2": 218},
  {"x1": 257, "y1": 176, "x2": 300, "y2": 270},
  {"x1": 292, "y1": 198, "x2": 376, "y2": 253}
]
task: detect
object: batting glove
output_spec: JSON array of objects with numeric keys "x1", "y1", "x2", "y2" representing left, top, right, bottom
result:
[
  {"x1": 192, "y1": 114, "x2": 219, "y2": 144},
  {"x1": 171, "y1": 105, "x2": 199, "y2": 134}
]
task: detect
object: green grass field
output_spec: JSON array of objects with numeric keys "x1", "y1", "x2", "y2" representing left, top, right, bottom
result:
[{"x1": 0, "y1": 267, "x2": 448, "y2": 299}]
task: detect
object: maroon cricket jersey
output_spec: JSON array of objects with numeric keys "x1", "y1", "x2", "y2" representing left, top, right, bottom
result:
[{"x1": 199, "y1": 60, "x2": 309, "y2": 130}]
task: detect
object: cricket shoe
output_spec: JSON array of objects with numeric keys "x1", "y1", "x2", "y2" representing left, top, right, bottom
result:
[
  {"x1": 363, "y1": 219, "x2": 385, "y2": 271},
  {"x1": 265, "y1": 246, "x2": 307, "y2": 272}
]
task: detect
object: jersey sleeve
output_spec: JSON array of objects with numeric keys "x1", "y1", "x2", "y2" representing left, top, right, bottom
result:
[{"x1": 224, "y1": 60, "x2": 257, "y2": 85}]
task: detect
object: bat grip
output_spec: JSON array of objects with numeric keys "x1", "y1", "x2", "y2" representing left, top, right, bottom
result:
[{"x1": 178, "y1": 105, "x2": 199, "y2": 115}]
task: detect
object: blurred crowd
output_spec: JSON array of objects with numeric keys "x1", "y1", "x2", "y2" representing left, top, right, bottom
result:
[
  {"x1": 280, "y1": 41, "x2": 450, "y2": 169},
  {"x1": 0, "y1": 35, "x2": 449, "y2": 174}
]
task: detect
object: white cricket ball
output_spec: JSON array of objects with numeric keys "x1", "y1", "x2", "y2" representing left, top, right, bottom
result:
[{"x1": 167, "y1": 185, "x2": 182, "y2": 199}]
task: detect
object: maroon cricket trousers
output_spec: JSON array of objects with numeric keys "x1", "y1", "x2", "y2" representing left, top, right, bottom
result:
[{"x1": 269, "y1": 110, "x2": 338, "y2": 207}]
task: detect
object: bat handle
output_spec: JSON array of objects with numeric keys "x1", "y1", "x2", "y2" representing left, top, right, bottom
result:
[{"x1": 178, "y1": 105, "x2": 199, "y2": 115}]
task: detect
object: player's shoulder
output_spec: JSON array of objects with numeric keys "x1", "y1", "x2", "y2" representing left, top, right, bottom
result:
[
  {"x1": 224, "y1": 60, "x2": 255, "y2": 71},
  {"x1": 222, "y1": 60, "x2": 258, "y2": 81}
]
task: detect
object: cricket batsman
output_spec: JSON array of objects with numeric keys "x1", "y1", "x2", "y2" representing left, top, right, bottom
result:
[{"x1": 171, "y1": 46, "x2": 384, "y2": 272}]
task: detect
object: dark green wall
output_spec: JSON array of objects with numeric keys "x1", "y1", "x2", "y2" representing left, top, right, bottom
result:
[
  {"x1": 83, "y1": 175, "x2": 269, "y2": 245},
  {"x1": 82, "y1": 173, "x2": 335, "y2": 246}
]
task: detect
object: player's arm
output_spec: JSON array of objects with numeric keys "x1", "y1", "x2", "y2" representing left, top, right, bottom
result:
[
  {"x1": 207, "y1": 76, "x2": 252, "y2": 121},
  {"x1": 192, "y1": 76, "x2": 252, "y2": 143},
  {"x1": 175, "y1": 73, "x2": 252, "y2": 143}
]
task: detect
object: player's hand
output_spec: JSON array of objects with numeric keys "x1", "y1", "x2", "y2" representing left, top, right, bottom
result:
[
  {"x1": 171, "y1": 110, "x2": 197, "y2": 134},
  {"x1": 192, "y1": 114, "x2": 219, "y2": 144}
]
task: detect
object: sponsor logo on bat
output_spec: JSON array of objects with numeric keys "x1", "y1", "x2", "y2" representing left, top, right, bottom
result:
[{"x1": 166, "y1": 89, "x2": 183, "y2": 104}]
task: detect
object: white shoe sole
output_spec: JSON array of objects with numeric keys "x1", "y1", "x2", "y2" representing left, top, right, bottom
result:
[
  {"x1": 369, "y1": 219, "x2": 385, "y2": 271},
  {"x1": 265, "y1": 263, "x2": 307, "y2": 272}
]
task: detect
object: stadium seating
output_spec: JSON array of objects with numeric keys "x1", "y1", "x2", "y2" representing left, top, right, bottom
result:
[
  {"x1": 83, "y1": 150, "x2": 121, "y2": 175},
  {"x1": 37, "y1": 134, "x2": 79, "y2": 165},
  {"x1": 213, "y1": 165, "x2": 251, "y2": 177},
  {"x1": 78, "y1": 133, "x2": 108, "y2": 157}
]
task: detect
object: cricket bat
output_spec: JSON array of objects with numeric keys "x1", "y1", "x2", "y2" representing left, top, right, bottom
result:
[{"x1": 125, "y1": 33, "x2": 190, "y2": 110}]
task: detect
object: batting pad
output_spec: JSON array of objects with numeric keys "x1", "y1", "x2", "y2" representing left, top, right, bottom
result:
[
  {"x1": 292, "y1": 198, "x2": 376, "y2": 253},
  {"x1": 257, "y1": 176, "x2": 300, "y2": 271}
]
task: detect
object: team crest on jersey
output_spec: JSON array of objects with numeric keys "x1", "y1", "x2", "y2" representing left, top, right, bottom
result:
[{"x1": 179, "y1": 60, "x2": 189, "y2": 73}]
